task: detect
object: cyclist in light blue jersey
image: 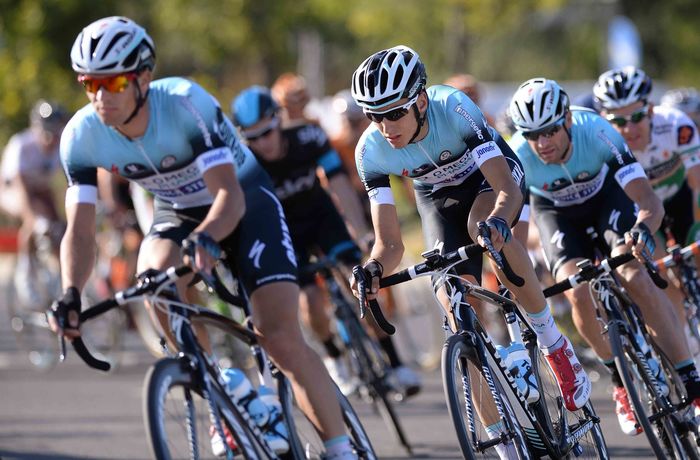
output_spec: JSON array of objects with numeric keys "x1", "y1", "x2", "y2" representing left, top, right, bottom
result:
[
  {"x1": 348, "y1": 46, "x2": 591, "y2": 458},
  {"x1": 48, "y1": 16, "x2": 358, "y2": 460},
  {"x1": 509, "y1": 77, "x2": 700, "y2": 436}
]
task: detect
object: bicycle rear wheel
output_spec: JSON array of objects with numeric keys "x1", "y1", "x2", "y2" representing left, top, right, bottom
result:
[
  {"x1": 279, "y1": 377, "x2": 377, "y2": 460},
  {"x1": 442, "y1": 333, "x2": 529, "y2": 459},
  {"x1": 143, "y1": 357, "x2": 269, "y2": 460},
  {"x1": 530, "y1": 342, "x2": 609, "y2": 458}
]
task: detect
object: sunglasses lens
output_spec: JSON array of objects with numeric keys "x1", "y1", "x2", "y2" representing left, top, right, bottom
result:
[
  {"x1": 524, "y1": 123, "x2": 562, "y2": 140},
  {"x1": 610, "y1": 117, "x2": 628, "y2": 127},
  {"x1": 631, "y1": 111, "x2": 647, "y2": 123},
  {"x1": 80, "y1": 74, "x2": 131, "y2": 93},
  {"x1": 365, "y1": 107, "x2": 409, "y2": 123}
]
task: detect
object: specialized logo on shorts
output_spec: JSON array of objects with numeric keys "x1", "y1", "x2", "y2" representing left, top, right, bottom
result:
[
  {"x1": 678, "y1": 125, "x2": 695, "y2": 145},
  {"x1": 249, "y1": 239, "x2": 266, "y2": 269},
  {"x1": 608, "y1": 209, "x2": 621, "y2": 232},
  {"x1": 550, "y1": 230, "x2": 565, "y2": 250},
  {"x1": 261, "y1": 186, "x2": 297, "y2": 267}
]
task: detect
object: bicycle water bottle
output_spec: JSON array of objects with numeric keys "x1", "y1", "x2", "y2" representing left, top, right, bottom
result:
[
  {"x1": 221, "y1": 368, "x2": 270, "y2": 428},
  {"x1": 258, "y1": 385, "x2": 290, "y2": 453}
]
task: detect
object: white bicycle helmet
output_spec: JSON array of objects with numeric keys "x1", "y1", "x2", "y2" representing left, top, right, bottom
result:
[
  {"x1": 509, "y1": 78, "x2": 570, "y2": 132},
  {"x1": 593, "y1": 66, "x2": 652, "y2": 110},
  {"x1": 351, "y1": 45, "x2": 427, "y2": 110},
  {"x1": 71, "y1": 16, "x2": 155, "y2": 75},
  {"x1": 660, "y1": 87, "x2": 700, "y2": 115}
]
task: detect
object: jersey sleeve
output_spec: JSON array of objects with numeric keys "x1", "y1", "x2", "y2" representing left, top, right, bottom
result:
[
  {"x1": 175, "y1": 82, "x2": 238, "y2": 174},
  {"x1": 60, "y1": 117, "x2": 99, "y2": 206},
  {"x1": 446, "y1": 90, "x2": 504, "y2": 168},
  {"x1": 355, "y1": 133, "x2": 394, "y2": 205},
  {"x1": 594, "y1": 116, "x2": 647, "y2": 188}
]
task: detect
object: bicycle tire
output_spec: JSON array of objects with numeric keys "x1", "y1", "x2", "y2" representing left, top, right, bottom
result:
[
  {"x1": 608, "y1": 323, "x2": 670, "y2": 458},
  {"x1": 442, "y1": 333, "x2": 529, "y2": 459},
  {"x1": 143, "y1": 357, "x2": 269, "y2": 460},
  {"x1": 341, "y1": 308, "x2": 412, "y2": 453},
  {"x1": 278, "y1": 376, "x2": 377, "y2": 460},
  {"x1": 530, "y1": 342, "x2": 609, "y2": 459}
]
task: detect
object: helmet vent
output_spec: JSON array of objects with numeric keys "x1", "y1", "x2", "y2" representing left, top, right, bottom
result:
[{"x1": 101, "y1": 32, "x2": 129, "y2": 60}]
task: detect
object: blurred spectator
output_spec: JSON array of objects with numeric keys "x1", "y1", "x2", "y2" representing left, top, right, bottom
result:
[
  {"x1": 661, "y1": 87, "x2": 700, "y2": 128},
  {"x1": 443, "y1": 73, "x2": 495, "y2": 125},
  {"x1": 329, "y1": 90, "x2": 370, "y2": 195},
  {"x1": 271, "y1": 72, "x2": 315, "y2": 127}
]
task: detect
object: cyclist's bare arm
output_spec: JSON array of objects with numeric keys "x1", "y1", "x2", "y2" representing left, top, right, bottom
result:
[
  {"x1": 60, "y1": 202, "x2": 97, "y2": 291},
  {"x1": 621, "y1": 176, "x2": 664, "y2": 258},
  {"x1": 188, "y1": 163, "x2": 245, "y2": 272},
  {"x1": 477, "y1": 155, "x2": 523, "y2": 249},
  {"x1": 351, "y1": 202, "x2": 404, "y2": 299},
  {"x1": 327, "y1": 172, "x2": 373, "y2": 243}
]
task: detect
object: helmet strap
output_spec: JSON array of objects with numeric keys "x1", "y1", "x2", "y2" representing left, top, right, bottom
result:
[
  {"x1": 123, "y1": 78, "x2": 149, "y2": 125},
  {"x1": 408, "y1": 95, "x2": 428, "y2": 144}
]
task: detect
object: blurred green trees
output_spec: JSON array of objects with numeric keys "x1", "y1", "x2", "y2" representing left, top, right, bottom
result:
[{"x1": 0, "y1": 0, "x2": 698, "y2": 145}]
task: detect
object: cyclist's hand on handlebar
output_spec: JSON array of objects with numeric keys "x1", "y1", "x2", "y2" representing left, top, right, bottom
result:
[
  {"x1": 625, "y1": 222, "x2": 656, "y2": 262},
  {"x1": 350, "y1": 259, "x2": 383, "y2": 301},
  {"x1": 48, "y1": 287, "x2": 81, "y2": 340},
  {"x1": 477, "y1": 216, "x2": 511, "y2": 253},
  {"x1": 182, "y1": 231, "x2": 222, "y2": 273}
]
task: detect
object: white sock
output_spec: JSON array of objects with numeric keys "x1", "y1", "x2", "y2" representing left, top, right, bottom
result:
[
  {"x1": 323, "y1": 435, "x2": 355, "y2": 460},
  {"x1": 526, "y1": 305, "x2": 562, "y2": 350}
]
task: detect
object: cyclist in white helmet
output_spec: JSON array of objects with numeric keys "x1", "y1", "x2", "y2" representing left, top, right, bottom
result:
[
  {"x1": 510, "y1": 77, "x2": 700, "y2": 436},
  {"x1": 661, "y1": 87, "x2": 700, "y2": 128},
  {"x1": 49, "y1": 16, "x2": 361, "y2": 459},
  {"x1": 1, "y1": 99, "x2": 68, "y2": 307},
  {"x1": 349, "y1": 45, "x2": 591, "y2": 459}
]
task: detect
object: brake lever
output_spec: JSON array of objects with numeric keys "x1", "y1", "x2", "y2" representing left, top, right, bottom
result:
[{"x1": 477, "y1": 222, "x2": 504, "y2": 268}]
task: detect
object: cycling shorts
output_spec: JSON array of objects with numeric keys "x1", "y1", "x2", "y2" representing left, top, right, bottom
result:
[
  {"x1": 288, "y1": 192, "x2": 361, "y2": 286},
  {"x1": 415, "y1": 143, "x2": 525, "y2": 284},
  {"x1": 532, "y1": 175, "x2": 637, "y2": 277},
  {"x1": 145, "y1": 176, "x2": 298, "y2": 294}
]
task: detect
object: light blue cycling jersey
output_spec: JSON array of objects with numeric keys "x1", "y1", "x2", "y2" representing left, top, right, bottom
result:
[
  {"x1": 355, "y1": 85, "x2": 506, "y2": 205},
  {"x1": 509, "y1": 107, "x2": 646, "y2": 207},
  {"x1": 61, "y1": 77, "x2": 261, "y2": 209}
]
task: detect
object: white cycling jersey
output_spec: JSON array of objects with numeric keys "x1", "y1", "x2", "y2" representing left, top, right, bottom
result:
[
  {"x1": 1, "y1": 129, "x2": 61, "y2": 188},
  {"x1": 633, "y1": 105, "x2": 700, "y2": 202}
]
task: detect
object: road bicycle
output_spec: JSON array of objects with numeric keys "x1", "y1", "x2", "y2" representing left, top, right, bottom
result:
[
  {"x1": 656, "y1": 239, "x2": 700, "y2": 345},
  {"x1": 353, "y1": 231, "x2": 608, "y2": 459},
  {"x1": 8, "y1": 224, "x2": 124, "y2": 371},
  {"x1": 62, "y1": 260, "x2": 377, "y2": 459},
  {"x1": 303, "y1": 257, "x2": 412, "y2": 454},
  {"x1": 544, "y1": 231, "x2": 700, "y2": 459}
]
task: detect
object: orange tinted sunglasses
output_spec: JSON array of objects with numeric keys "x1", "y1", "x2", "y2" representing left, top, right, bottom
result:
[{"x1": 78, "y1": 73, "x2": 137, "y2": 93}]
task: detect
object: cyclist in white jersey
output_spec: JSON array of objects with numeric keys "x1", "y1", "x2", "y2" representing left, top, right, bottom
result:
[
  {"x1": 1, "y1": 100, "x2": 68, "y2": 306},
  {"x1": 48, "y1": 16, "x2": 358, "y2": 460},
  {"x1": 662, "y1": 87, "x2": 700, "y2": 129},
  {"x1": 349, "y1": 46, "x2": 591, "y2": 458},
  {"x1": 594, "y1": 67, "x2": 700, "y2": 247},
  {"x1": 509, "y1": 77, "x2": 700, "y2": 436},
  {"x1": 594, "y1": 68, "x2": 700, "y2": 356}
]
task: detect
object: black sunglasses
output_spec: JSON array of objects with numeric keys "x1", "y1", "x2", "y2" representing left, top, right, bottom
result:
[
  {"x1": 364, "y1": 96, "x2": 418, "y2": 123},
  {"x1": 242, "y1": 118, "x2": 279, "y2": 141},
  {"x1": 605, "y1": 106, "x2": 648, "y2": 127},
  {"x1": 522, "y1": 118, "x2": 566, "y2": 141}
]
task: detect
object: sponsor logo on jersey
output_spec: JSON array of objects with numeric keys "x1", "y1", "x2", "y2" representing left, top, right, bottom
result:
[
  {"x1": 401, "y1": 168, "x2": 409, "y2": 176},
  {"x1": 201, "y1": 148, "x2": 229, "y2": 168},
  {"x1": 276, "y1": 168, "x2": 317, "y2": 200},
  {"x1": 473, "y1": 143, "x2": 496, "y2": 160},
  {"x1": 454, "y1": 105, "x2": 485, "y2": 140},
  {"x1": 439, "y1": 150, "x2": 451, "y2": 161},
  {"x1": 297, "y1": 125, "x2": 327, "y2": 146},
  {"x1": 576, "y1": 171, "x2": 590, "y2": 180},
  {"x1": 161, "y1": 156, "x2": 177, "y2": 169},
  {"x1": 678, "y1": 125, "x2": 695, "y2": 145}
]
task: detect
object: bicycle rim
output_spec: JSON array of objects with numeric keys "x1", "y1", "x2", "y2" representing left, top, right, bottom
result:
[
  {"x1": 441, "y1": 334, "x2": 529, "y2": 459},
  {"x1": 143, "y1": 357, "x2": 266, "y2": 460},
  {"x1": 279, "y1": 377, "x2": 377, "y2": 460},
  {"x1": 531, "y1": 345, "x2": 609, "y2": 459},
  {"x1": 609, "y1": 325, "x2": 669, "y2": 457}
]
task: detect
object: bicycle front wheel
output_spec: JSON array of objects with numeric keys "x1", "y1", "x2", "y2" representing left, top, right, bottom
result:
[
  {"x1": 442, "y1": 333, "x2": 529, "y2": 459},
  {"x1": 608, "y1": 324, "x2": 675, "y2": 458},
  {"x1": 531, "y1": 343, "x2": 609, "y2": 459},
  {"x1": 143, "y1": 357, "x2": 268, "y2": 460}
]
